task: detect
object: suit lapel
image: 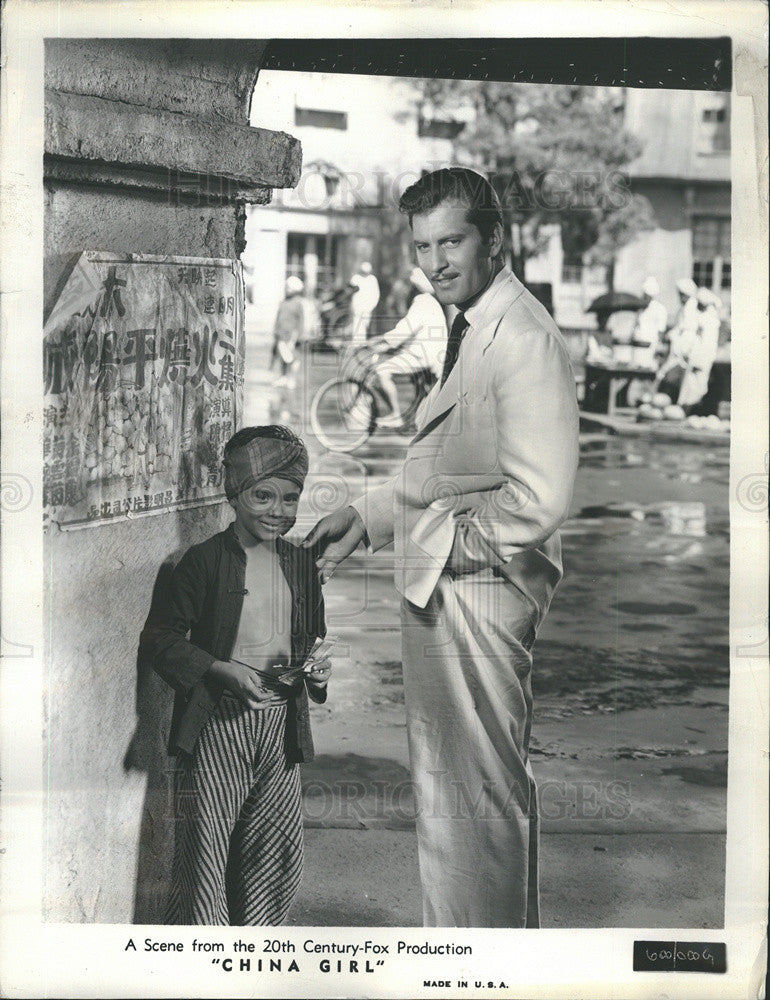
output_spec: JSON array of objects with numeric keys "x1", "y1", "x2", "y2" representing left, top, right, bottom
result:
[
  {"x1": 410, "y1": 399, "x2": 457, "y2": 446},
  {"x1": 415, "y1": 362, "x2": 456, "y2": 429},
  {"x1": 468, "y1": 272, "x2": 523, "y2": 356},
  {"x1": 413, "y1": 270, "x2": 524, "y2": 438}
]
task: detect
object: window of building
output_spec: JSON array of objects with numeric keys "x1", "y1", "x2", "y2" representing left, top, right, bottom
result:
[
  {"x1": 417, "y1": 116, "x2": 465, "y2": 140},
  {"x1": 561, "y1": 258, "x2": 608, "y2": 285},
  {"x1": 697, "y1": 95, "x2": 730, "y2": 154},
  {"x1": 294, "y1": 107, "x2": 348, "y2": 130},
  {"x1": 692, "y1": 216, "x2": 730, "y2": 292},
  {"x1": 286, "y1": 233, "x2": 342, "y2": 294},
  {"x1": 561, "y1": 260, "x2": 583, "y2": 284},
  {"x1": 692, "y1": 260, "x2": 714, "y2": 288}
]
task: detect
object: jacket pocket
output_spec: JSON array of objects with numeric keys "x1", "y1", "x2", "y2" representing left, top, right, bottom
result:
[{"x1": 440, "y1": 395, "x2": 498, "y2": 476}]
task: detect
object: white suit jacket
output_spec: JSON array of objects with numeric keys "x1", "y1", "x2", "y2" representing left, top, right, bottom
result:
[{"x1": 352, "y1": 267, "x2": 580, "y2": 615}]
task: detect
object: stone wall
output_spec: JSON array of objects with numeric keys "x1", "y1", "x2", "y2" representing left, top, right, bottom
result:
[{"x1": 43, "y1": 39, "x2": 299, "y2": 923}]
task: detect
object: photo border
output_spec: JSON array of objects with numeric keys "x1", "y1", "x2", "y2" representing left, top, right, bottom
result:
[{"x1": 1, "y1": 2, "x2": 767, "y2": 998}]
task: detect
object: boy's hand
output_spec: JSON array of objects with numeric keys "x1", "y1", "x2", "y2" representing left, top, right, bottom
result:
[
  {"x1": 305, "y1": 655, "x2": 332, "y2": 689},
  {"x1": 209, "y1": 659, "x2": 274, "y2": 708}
]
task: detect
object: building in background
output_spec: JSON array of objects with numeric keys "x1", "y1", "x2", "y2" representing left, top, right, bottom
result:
[
  {"x1": 39, "y1": 38, "x2": 298, "y2": 925},
  {"x1": 244, "y1": 71, "x2": 469, "y2": 337},
  {"x1": 245, "y1": 76, "x2": 730, "y2": 338},
  {"x1": 526, "y1": 88, "x2": 731, "y2": 331},
  {"x1": 617, "y1": 88, "x2": 731, "y2": 316}
]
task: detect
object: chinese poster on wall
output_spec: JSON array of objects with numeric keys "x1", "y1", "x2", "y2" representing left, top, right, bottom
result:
[{"x1": 43, "y1": 252, "x2": 245, "y2": 527}]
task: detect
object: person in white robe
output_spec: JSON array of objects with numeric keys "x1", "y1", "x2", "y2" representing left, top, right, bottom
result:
[
  {"x1": 656, "y1": 277, "x2": 700, "y2": 397},
  {"x1": 349, "y1": 262, "x2": 380, "y2": 345},
  {"x1": 678, "y1": 288, "x2": 721, "y2": 408},
  {"x1": 631, "y1": 276, "x2": 668, "y2": 368}
]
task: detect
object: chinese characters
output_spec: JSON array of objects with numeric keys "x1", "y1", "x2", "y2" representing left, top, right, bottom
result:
[{"x1": 43, "y1": 254, "x2": 245, "y2": 526}]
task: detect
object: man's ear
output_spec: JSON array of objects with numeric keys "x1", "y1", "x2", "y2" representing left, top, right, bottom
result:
[{"x1": 487, "y1": 221, "x2": 504, "y2": 260}]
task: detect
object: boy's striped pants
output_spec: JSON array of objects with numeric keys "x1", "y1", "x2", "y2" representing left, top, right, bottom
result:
[{"x1": 166, "y1": 695, "x2": 303, "y2": 925}]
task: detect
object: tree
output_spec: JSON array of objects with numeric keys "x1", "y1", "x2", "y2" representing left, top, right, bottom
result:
[{"x1": 408, "y1": 80, "x2": 655, "y2": 285}]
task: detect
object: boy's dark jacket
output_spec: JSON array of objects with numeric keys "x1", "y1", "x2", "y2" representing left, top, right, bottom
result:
[{"x1": 140, "y1": 523, "x2": 326, "y2": 762}]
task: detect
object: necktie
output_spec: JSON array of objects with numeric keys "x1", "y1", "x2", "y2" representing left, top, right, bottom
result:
[{"x1": 440, "y1": 311, "x2": 469, "y2": 387}]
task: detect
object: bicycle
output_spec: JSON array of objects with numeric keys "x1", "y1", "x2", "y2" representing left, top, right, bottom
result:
[{"x1": 309, "y1": 343, "x2": 437, "y2": 453}]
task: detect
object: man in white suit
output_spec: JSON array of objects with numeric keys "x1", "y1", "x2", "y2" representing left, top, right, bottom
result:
[{"x1": 304, "y1": 168, "x2": 579, "y2": 927}]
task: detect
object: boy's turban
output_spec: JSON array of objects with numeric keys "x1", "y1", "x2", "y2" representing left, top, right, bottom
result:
[{"x1": 223, "y1": 425, "x2": 309, "y2": 500}]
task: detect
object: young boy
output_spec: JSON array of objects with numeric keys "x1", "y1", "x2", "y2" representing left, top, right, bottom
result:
[{"x1": 140, "y1": 425, "x2": 330, "y2": 926}]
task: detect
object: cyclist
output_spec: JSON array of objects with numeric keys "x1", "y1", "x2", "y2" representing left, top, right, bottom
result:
[{"x1": 368, "y1": 267, "x2": 448, "y2": 427}]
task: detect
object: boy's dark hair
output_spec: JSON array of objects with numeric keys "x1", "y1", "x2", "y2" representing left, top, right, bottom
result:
[
  {"x1": 398, "y1": 167, "x2": 504, "y2": 245},
  {"x1": 223, "y1": 424, "x2": 304, "y2": 456}
]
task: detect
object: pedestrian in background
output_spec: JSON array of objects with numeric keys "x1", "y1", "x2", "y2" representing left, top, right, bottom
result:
[
  {"x1": 349, "y1": 261, "x2": 380, "y2": 345},
  {"x1": 270, "y1": 276, "x2": 306, "y2": 422},
  {"x1": 678, "y1": 288, "x2": 721, "y2": 409},
  {"x1": 673, "y1": 276, "x2": 700, "y2": 337},
  {"x1": 658, "y1": 278, "x2": 699, "y2": 383},
  {"x1": 656, "y1": 278, "x2": 699, "y2": 400},
  {"x1": 632, "y1": 276, "x2": 668, "y2": 369},
  {"x1": 270, "y1": 276, "x2": 306, "y2": 375}
]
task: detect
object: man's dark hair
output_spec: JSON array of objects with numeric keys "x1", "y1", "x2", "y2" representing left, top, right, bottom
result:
[{"x1": 398, "y1": 167, "x2": 504, "y2": 244}]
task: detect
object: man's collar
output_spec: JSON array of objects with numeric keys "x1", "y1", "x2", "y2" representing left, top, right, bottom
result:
[{"x1": 463, "y1": 265, "x2": 524, "y2": 331}]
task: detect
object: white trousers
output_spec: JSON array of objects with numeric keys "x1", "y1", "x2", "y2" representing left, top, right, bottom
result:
[
  {"x1": 350, "y1": 310, "x2": 373, "y2": 345},
  {"x1": 401, "y1": 568, "x2": 540, "y2": 928}
]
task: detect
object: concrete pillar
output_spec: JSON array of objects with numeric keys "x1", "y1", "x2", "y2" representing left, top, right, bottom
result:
[{"x1": 43, "y1": 39, "x2": 300, "y2": 923}]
